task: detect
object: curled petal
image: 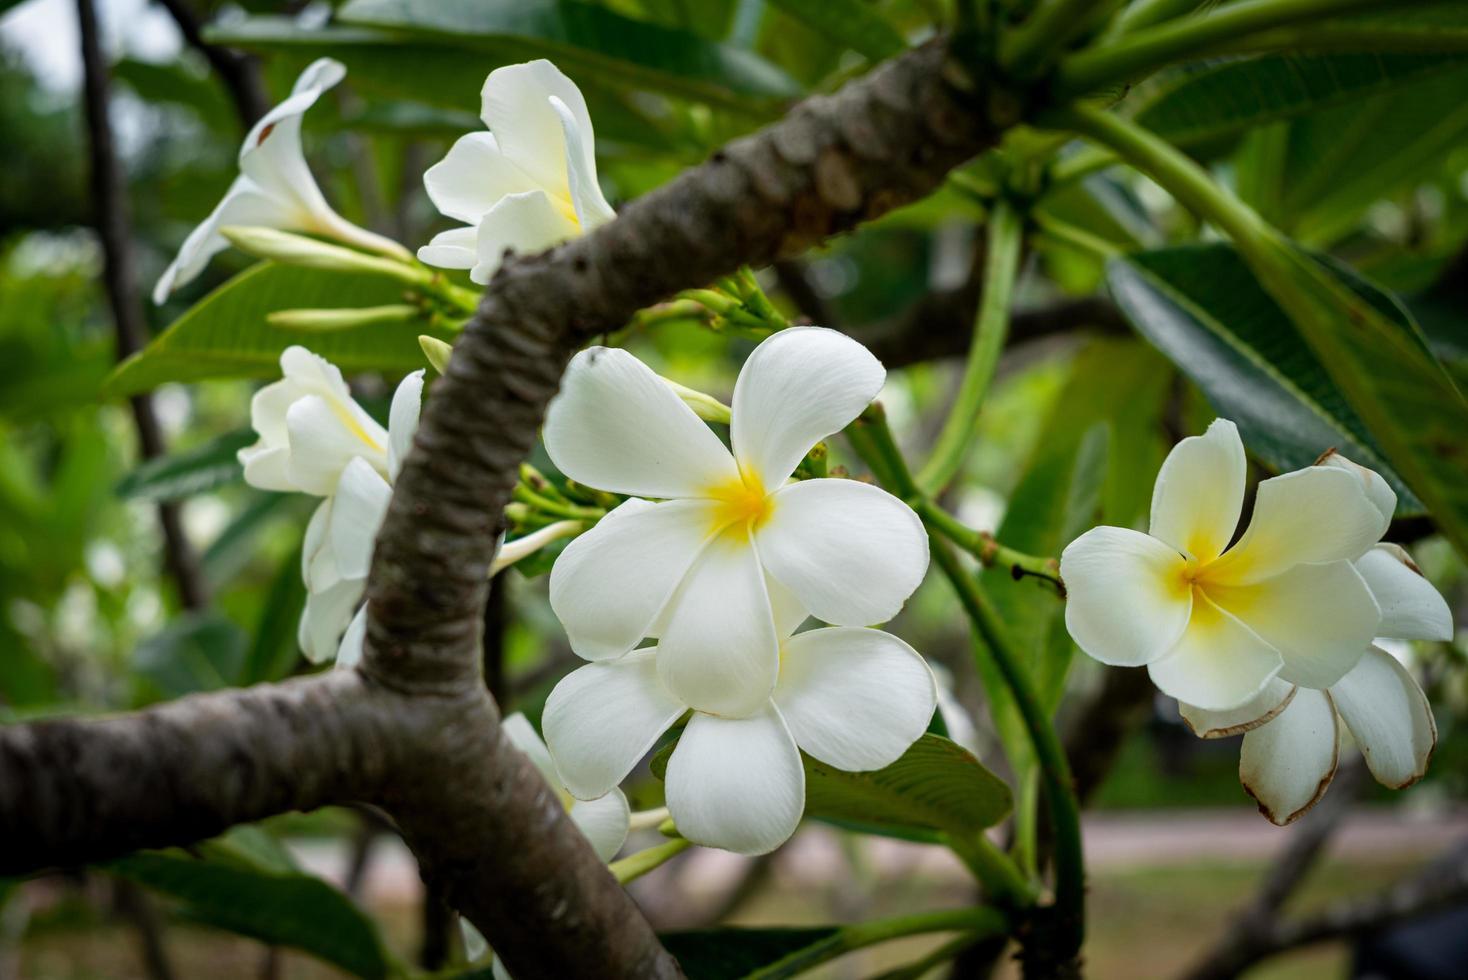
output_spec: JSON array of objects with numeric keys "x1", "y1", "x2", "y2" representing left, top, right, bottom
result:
[
  {"x1": 1355, "y1": 544, "x2": 1453, "y2": 642},
  {"x1": 550, "y1": 96, "x2": 615, "y2": 229},
  {"x1": 1179, "y1": 678, "x2": 1295, "y2": 739},
  {"x1": 500, "y1": 712, "x2": 560, "y2": 788},
  {"x1": 570, "y1": 790, "x2": 631, "y2": 862},
  {"x1": 154, "y1": 176, "x2": 298, "y2": 304},
  {"x1": 1240, "y1": 688, "x2": 1340, "y2": 825},
  {"x1": 773, "y1": 627, "x2": 935, "y2": 771},
  {"x1": 542, "y1": 650, "x2": 686, "y2": 801},
  {"x1": 387, "y1": 370, "x2": 425, "y2": 480},
  {"x1": 298, "y1": 578, "x2": 364, "y2": 664},
  {"x1": 1207, "y1": 561, "x2": 1378, "y2": 689},
  {"x1": 328, "y1": 458, "x2": 393, "y2": 581},
  {"x1": 1148, "y1": 418, "x2": 1245, "y2": 562},
  {"x1": 1332, "y1": 646, "x2": 1436, "y2": 789},
  {"x1": 1147, "y1": 597, "x2": 1282, "y2": 711},
  {"x1": 756, "y1": 479, "x2": 928, "y2": 627},
  {"x1": 335, "y1": 604, "x2": 368, "y2": 670},
  {"x1": 416, "y1": 226, "x2": 477, "y2": 270},
  {"x1": 1208, "y1": 467, "x2": 1387, "y2": 585},
  {"x1": 731, "y1": 327, "x2": 885, "y2": 488},
  {"x1": 422, "y1": 131, "x2": 541, "y2": 224},
  {"x1": 480, "y1": 60, "x2": 595, "y2": 196},
  {"x1": 469, "y1": 190, "x2": 581, "y2": 284},
  {"x1": 1318, "y1": 451, "x2": 1397, "y2": 525},
  {"x1": 284, "y1": 395, "x2": 389, "y2": 496},
  {"x1": 665, "y1": 706, "x2": 804, "y2": 855},
  {"x1": 1060, "y1": 526, "x2": 1192, "y2": 668},
  {"x1": 543, "y1": 346, "x2": 739, "y2": 498}
]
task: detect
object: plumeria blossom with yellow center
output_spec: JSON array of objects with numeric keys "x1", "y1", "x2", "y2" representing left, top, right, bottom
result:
[
  {"x1": 541, "y1": 327, "x2": 930, "y2": 719},
  {"x1": 417, "y1": 60, "x2": 615, "y2": 285},
  {"x1": 1060, "y1": 418, "x2": 1389, "y2": 712},
  {"x1": 544, "y1": 588, "x2": 937, "y2": 855},
  {"x1": 153, "y1": 59, "x2": 408, "y2": 304},
  {"x1": 1177, "y1": 453, "x2": 1453, "y2": 824},
  {"x1": 238, "y1": 346, "x2": 423, "y2": 662},
  {"x1": 459, "y1": 712, "x2": 628, "y2": 978}
]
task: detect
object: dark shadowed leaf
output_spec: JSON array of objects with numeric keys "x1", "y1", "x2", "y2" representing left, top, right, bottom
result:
[
  {"x1": 131, "y1": 613, "x2": 247, "y2": 703},
  {"x1": 764, "y1": 0, "x2": 904, "y2": 60},
  {"x1": 115, "y1": 429, "x2": 253, "y2": 502},
  {"x1": 662, "y1": 927, "x2": 841, "y2": 980}
]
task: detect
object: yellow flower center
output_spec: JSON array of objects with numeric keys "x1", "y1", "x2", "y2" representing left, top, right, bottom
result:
[{"x1": 706, "y1": 470, "x2": 773, "y2": 537}]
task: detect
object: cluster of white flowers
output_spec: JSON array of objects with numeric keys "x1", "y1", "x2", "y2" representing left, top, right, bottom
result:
[
  {"x1": 1062, "y1": 420, "x2": 1452, "y2": 823},
  {"x1": 539, "y1": 328, "x2": 938, "y2": 855}
]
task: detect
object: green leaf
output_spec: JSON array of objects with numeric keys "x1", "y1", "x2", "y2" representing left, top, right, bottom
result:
[
  {"x1": 106, "y1": 263, "x2": 448, "y2": 396},
  {"x1": 201, "y1": 492, "x2": 313, "y2": 588},
  {"x1": 242, "y1": 539, "x2": 308, "y2": 685},
  {"x1": 662, "y1": 927, "x2": 841, "y2": 980},
  {"x1": 131, "y1": 613, "x2": 247, "y2": 703},
  {"x1": 763, "y1": 0, "x2": 904, "y2": 61},
  {"x1": 109, "y1": 846, "x2": 391, "y2": 979},
  {"x1": 115, "y1": 429, "x2": 254, "y2": 502},
  {"x1": 802, "y1": 734, "x2": 1011, "y2": 836},
  {"x1": 1133, "y1": 53, "x2": 1468, "y2": 150},
  {"x1": 1107, "y1": 242, "x2": 1421, "y2": 510},
  {"x1": 334, "y1": 0, "x2": 801, "y2": 110}
]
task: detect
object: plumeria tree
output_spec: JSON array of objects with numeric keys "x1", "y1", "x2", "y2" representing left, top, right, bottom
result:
[{"x1": 3, "y1": 1, "x2": 1468, "y2": 978}]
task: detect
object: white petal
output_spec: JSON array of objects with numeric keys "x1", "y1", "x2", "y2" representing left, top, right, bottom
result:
[
  {"x1": 773, "y1": 627, "x2": 936, "y2": 771},
  {"x1": 469, "y1": 190, "x2": 581, "y2": 284},
  {"x1": 542, "y1": 346, "x2": 739, "y2": 498},
  {"x1": 301, "y1": 497, "x2": 335, "y2": 591},
  {"x1": 387, "y1": 370, "x2": 424, "y2": 480},
  {"x1": 1318, "y1": 451, "x2": 1397, "y2": 524},
  {"x1": 1179, "y1": 678, "x2": 1295, "y2": 739},
  {"x1": 731, "y1": 327, "x2": 885, "y2": 488},
  {"x1": 665, "y1": 706, "x2": 804, "y2": 855},
  {"x1": 1355, "y1": 544, "x2": 1453, "y2": 642},
  {"x1": 479, "y1": 60, "x2": 593, "y2": 196},
  {"x1": 1147, "y1": 596, "x2": 1283, "y2": 711},
  {"x1": 550, "y1": 95, "x2": 614, "y2": 229},
  {"x1": 501, "y1": 712, "x2": 559, "y2": 787},
  {"x1": 327, "y1": 457, "x2": 393, "y2": 581},
  {"x1": 542, "y1": 650, "x2": 686, "y2": 801},
  {"x1": 335, "y1": 604, "x2": 368, "y2": 670},
  {"x1": 570, "y1": 789, "x2": 631, "y2": 862},
  {"x1": 1148, "y1": 419, "x2": 1245, "y2": 562},
  {"x1": 153, "y1": 175, "x2": 298, "y2": 302},
  {"x1": 422, "y1": 131, "x2": 541, "y2": 224},
  {"x1": 1208, "y1": 466, "x2": 1388, "y2": 585},
  {"x1": 549, "y1": 498, "x2": 716, "y2": 661},
  {"x1": 298, "y1": 579, "x2": 364, "y2": 664},
  {"x1": 756, "y1": 479, "x2": 928, "y2": 627},
  {"x1": 1207, "y1": 561, "x2": 1379, "y2": 689},
  {"x1": 1060, "y1": 526, "x2": 1192, "y2": 667},
  {"x1": 657, "y1": 530, "x2": 779, "y2": 718},
  {"x1": 766, "y1": 573, "x2": 809, "y2": 639},
  {"x1": 416, "y1": 226, "x2": 477, "y2": 270},
  {"x1": 1331, "y1": 645, "x2": 1436, "y2": 789},
  {"x1": 1240, "y1": 688, "x2": 1339, "y2": 825},
  {"x1": 283, "y1": 395, "x2": 389, "y2": 496},
  {"x1": 238, "y1": 58, "x2": 344, "y2": 196}
]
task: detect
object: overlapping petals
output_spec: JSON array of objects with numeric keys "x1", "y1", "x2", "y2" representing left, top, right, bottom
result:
[
  {"x1": 1062, "y1": 419, "x2": 1385, "y2": 712},
  {"x1": 543, "y1": 327, "x2": 928, "y2": 719},
  {"x1": 418, "y1": 60, "x2": 614, "y2": 284},
  {"x1": 154, "y1": 59, "x2": 406, "y2": 303},
  {"x1": 544, "y1": 625, "x2": 936, "y2": 855}
]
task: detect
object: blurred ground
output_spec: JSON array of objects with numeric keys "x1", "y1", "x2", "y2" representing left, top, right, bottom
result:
[{"x1": 11, "y1": 806, "x2": 1465, "y2": 979}]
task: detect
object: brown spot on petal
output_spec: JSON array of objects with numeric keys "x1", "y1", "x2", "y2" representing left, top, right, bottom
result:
[{"x1": 256, "y1": 122, "x2": 277, "y2": 146}]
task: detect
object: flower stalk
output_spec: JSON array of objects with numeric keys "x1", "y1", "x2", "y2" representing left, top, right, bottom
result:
[{"x1": 609, "y1": 837, "x2": 692, "y2": 885}]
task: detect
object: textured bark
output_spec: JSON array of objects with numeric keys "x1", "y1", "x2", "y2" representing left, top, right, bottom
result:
[{"x1": 2, "y1": 35, "x2": 1011, "y2": 980}]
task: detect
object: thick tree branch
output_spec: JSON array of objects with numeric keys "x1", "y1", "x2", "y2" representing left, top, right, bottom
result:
[{"x1": 77, "y1": 0, "x2": 208, "y2": 611}]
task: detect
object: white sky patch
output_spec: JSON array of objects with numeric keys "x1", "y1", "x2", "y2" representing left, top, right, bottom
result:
[{"x1": 2, "y1": 0, "x2": 181, "y2": 92}]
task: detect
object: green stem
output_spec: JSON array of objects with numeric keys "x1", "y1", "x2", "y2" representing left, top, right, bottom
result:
[
  {"x1": 1031, "y1": 210, "x2": 1122, "y2": 260},
  {"x1": 916, "y1": 201, "x2": 1025, "y2": 494},
  {"x1": 744, "y1": 906, "x2": 1009, "y2": 980},
  {"x1": 1048, "y1": 144, "x2": 1118, "y2": 185},
  {"x1": 1002, "y1": 0, "x2": 1120, "y2": 76},
  {"x1": 846, "y1": 409, "x2": 1084, "y2": 957},
  {"x1": 915, "y1": 500, "x2": 1064, "y2": 592},
  {"x1": 944, "y1": 831, "x2": 1041, "y2": 906},
  {"x1": 1054, "y1": 0, "x2": 1398, "y2": 96},
  {"x1": 868, "y1": 932, "x2": 990, "y2": 980},
  {"x1": 609, "y1": 837, "x2": 691, "y2": 885},
  {"x1": 510, "y1": 484, "x2": 606, "y2": 522},
  {"x1": 1108, "y1": 0, "x2": 1206, "y2": 36}
]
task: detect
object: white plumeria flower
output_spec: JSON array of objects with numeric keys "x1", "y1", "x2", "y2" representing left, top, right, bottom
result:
[
  {"x1": 544, "y1": 594, "x2": 937, "y2": 855},
  {"x1": 1178, "y1": 456, "x2": 1452, "y2": 824},
  {"x1": 418, "y1": 60, "x2": 615, "y2": 285},
  {"x1": 239, "y1": 346, "x2": 423, "y2": 662},
  {"x1": 541, "y1": 327, "x2": 929, "y2": 719},
  {"x1": 153, "y1": 59, "x2": 407, "y2": 304},
  {"x1": 1060, "y1": 419, "x2": 1388, "y2": 713},
  {"x1": 459, "y1": 712, "x2": 628, "y2": 975}
]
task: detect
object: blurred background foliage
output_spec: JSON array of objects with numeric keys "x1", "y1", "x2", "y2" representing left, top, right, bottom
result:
[{"x1": 2, "y1": 0, "x2": 1467, "y2": 977}]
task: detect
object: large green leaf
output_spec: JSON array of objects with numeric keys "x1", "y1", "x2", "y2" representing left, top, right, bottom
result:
[
  {"x1": 335, "y1": 0, "x2": 801, "y2": 110},
  {"x1": 763, "y1": 0, "x2": 904, "y2": 61},
  {"x1": 110, "y1": 841, "x2": 391, "y2": 979},
  {"x1": 1133, "y1": 53, "x2": 1467, "y2": 150},
  {"x1": 106, "y1": 262, "x2": 448, "y2": 396},
  {"x1": 662, "y1": 927, "x2": 841, "y2": 980},
  {"x1": 131, "y1": 612, "x2": 247, "y2": 703},
  {"x1": 802, "y1": 734, "x2": 1011, "y2": 836},
  {"x1": 1107, "y1": 242, "x2": 1421, "y2": 510},
  {"x1": 115, "y1": 429, "x2": 253, "y2": 502},
  {"x1": 242, "y1": 539, "x2": 308, "y2": 685}
]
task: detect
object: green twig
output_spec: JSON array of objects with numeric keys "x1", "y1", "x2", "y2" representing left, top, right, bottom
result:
[
  {"x1": 917, "y1": 200, "x2": 1025, "y2": 495},
  {"x1": 744, "y1": 906, "x2": 1009, "y2": 980},
  {"x1": 510, "y1": 484, "x2": 606, "y2": 522},
  {"x1": 914, "y1": 500, "x2": 1065, "y2": 595},
  {"x1": 609, "y1": 837, "x2": 692, "y2": 885},
  {"x1": 944, "y1": 831, "x2": 1042, "y2": 906},
  {"x1": 1002, "y1": 0, "x2": 1121, "y2": 76}
]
